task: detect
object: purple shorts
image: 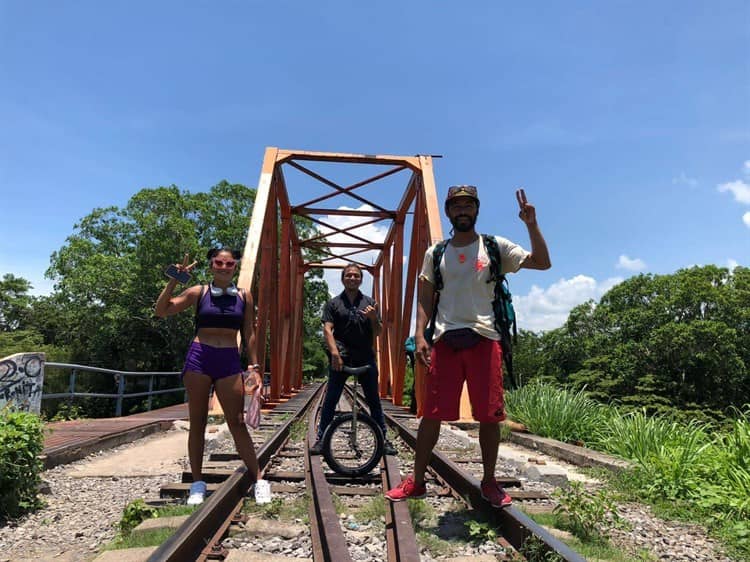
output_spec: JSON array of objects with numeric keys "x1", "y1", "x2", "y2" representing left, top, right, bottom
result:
[{"x1": 182, "y1": 342, "x2": 243, "y2": 381}]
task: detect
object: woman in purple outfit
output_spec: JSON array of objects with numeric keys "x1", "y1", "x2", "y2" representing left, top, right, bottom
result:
[{"x1": 156, "y1": 248, "x2": 262, "y2": 505}]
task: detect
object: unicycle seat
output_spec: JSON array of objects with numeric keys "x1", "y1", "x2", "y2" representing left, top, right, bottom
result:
[{"x1": 340, "y1": 365, "x2": 370, "y2": 376}]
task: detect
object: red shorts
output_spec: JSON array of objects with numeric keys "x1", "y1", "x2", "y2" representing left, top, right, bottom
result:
[{"x1": 422, "y1": 336, "x2": 505, "y2": 423}]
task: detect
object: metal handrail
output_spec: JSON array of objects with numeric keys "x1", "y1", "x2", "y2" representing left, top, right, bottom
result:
[
  {"x1": 45, "y1": 362, "x2": 180, "y2": 376},
  {"x1": 43, "y1": 362, "x2": 183, "y2": 416}
]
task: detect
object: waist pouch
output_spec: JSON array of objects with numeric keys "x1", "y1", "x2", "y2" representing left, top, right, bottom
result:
[{"x1": 441, "y1": 328, "x2": 481, "y2": 350}]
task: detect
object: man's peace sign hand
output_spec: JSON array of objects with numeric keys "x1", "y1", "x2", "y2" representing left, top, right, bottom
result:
[{"x1": 516, "y1": 188, "x2": 538, "y2": 226}]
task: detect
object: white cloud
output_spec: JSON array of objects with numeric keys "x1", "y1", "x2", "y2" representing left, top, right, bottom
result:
[
  {"x1": 728, "y1": 259, "x2": 739, "y2": 271},
  {"x1": 616, "y1": 255, "x2": 646, "y2": 272},
  {"x1": 514, "y1": 275, "x2": 623, "y2": 332},
  {"x1": 314, "y1": 204, "x2": 389, "y2": 296},
  {"x1": 718, "y1": 180, "x2": 750, "y2": 205},
  {"x1": 717, "y1": 162, "x2": 750, "y2": 225},
  {"x1": 672, "y1": 172, "x2": 697, "y2": 187}
]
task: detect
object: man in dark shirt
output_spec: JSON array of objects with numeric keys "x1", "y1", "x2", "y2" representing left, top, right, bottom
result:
[{"x1": 310, "y1": 263, "x2": 397, "y2": 455}]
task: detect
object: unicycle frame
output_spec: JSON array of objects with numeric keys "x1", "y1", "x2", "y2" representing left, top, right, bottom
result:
[
  {"x1": 321, "y1": 364, "x2": 385, "y2": 476},
  {"x1": 349, "y1": 369, "x2": 361, "y2": 446}
]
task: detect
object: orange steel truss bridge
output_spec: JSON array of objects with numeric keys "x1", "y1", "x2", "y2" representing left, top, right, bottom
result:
[{"x1": 236, "y1": 147, "x2": 443, "y2": 410}]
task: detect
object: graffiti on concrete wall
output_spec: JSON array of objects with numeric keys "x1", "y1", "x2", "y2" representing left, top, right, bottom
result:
[{"x1": 0, "y1": 353, "x2": 45, "y2": 413}]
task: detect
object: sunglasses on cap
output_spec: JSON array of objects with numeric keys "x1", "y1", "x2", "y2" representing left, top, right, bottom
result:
[
  {"x1": 213, "y1": 259, "x2": 237, "y2": 268},
  {"x1": 446, "y1": 185, "x2": 478, "y2": 200}
]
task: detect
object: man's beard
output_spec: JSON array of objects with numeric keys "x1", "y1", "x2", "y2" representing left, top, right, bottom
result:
[{"x1": 450, "y1": 214, "x2": 477, "y2": 232}]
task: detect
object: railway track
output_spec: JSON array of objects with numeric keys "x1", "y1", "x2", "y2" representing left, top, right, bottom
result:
[
  {"x1": 147, "y1": 383, "x2": 323, "y2": 561},
  {"x1": 305, "y1": 384, "x2": 421, "y2": 562},
  {"x1": 379, "y1": 400, "x2": 585, "y2": 560},
  {"x1": 136, "y1": 381, "x2": 585, "y2": 561}
]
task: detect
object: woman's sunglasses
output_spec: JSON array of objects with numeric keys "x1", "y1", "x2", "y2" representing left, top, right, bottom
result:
[{"x1": 213, "y1": 259, "x2": 237, "y2": 268}]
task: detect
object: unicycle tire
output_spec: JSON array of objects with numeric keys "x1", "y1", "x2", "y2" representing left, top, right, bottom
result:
[{"x1": 321, "y1": 413, "x2": 384, "y2": 476}]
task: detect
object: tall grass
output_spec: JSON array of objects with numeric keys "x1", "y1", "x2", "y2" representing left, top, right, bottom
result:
[
  {"x1": 722, "y1": 407, "x2": 750, "y2": 471},
  {"x1": 506, "y1": 383, "x2": 750, "y2": 558},
  {"x1": 641, "y1": 433, "x2": 712, "y2": 500},
  {"x1": 596, "y1": 410, "x2": 685, "y2": 463},
  {"x1": 707, "y1": 408, "x2": 750, "y2": 520},
  {"x1": 505, "y1": 382, "x2": 608, "y2": 445},
  {"x1": 598, "y1": 411, "x2": 713, "y2": 499}
]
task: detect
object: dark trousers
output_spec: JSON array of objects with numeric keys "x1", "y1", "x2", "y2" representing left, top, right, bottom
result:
[{"x1": 316, "y1": 360, "x2": 387, "y2": 441}]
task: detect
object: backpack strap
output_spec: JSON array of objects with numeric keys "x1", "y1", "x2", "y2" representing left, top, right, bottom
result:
[
  {"x1": 482, "y1": 234, "x2": 502, "y2": 284},
  {"x1": 425, "y1": 240, "x2": 449, "y2": 343},
  {"x1": 482, "y1": 234, "x2": 518, "y2": 388},
  {"x1": 432, "y1": 240, "x2": 449, "y2": 292}
]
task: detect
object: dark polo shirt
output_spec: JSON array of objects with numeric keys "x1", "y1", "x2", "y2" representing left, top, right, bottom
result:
[{"x1": 321, "y1": 290, "x2": 380, "y2": 367}]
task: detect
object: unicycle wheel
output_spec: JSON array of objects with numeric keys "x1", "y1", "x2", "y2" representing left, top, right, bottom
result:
[{"x1": 321, "y1": 413, "x2": 384, "y2": 476}]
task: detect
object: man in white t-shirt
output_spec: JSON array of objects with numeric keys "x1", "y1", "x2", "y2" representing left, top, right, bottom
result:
[{"x1": 385, "y1": 185, "x2": 551, "y2": 508}]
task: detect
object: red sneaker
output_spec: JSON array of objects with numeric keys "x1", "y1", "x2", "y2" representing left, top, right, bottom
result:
[
  {"x1": 480, "y1": 478, "x2": 512, "y2": 508},
  {"x1": 385, "y1": 475, "x2": 427, "y2": 501}
]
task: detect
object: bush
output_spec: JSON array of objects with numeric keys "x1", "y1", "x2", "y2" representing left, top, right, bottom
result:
[
  {"x1": 552, "y1": 481, "x2": 626, "y2": 542},
  {"x1": 0, "y1": 408, "x2": 44, "y2": 520},
  {"x1": 118, "y1": 499, "x2": 158, "y2": 535},
  {"x1": 50, "y1": 402, "x2": 82, "y2": 421}
]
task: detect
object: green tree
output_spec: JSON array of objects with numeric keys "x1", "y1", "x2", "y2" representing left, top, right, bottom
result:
[
  {"x1": 511, "y1": 330, "x2": 546, "y2": 385},
  {"x1": 515, "y1": 266, "x2": 750, "y2": 422},
  {"x1": 24, "y1": 295, "x2": 73, "y2": 353},
  {"x1": 45, "y1": 181, "x2": 330, "y2": 378},
  {"x1": 0, "y1": 276, "x2": 69, "y2": 361},
  {"x1": 0, "y1": 330, "x2": 68, "y2": 363},
  {"x1": 0, "y1": 274, "x2": 32, "y2": 331},
  {"x1": 46, "y1": 182, "x2": 255, "y2": 371},
  {"x1": 301, "y1": 268, "x2": 329, "y2": 378},
  {"x1": 294, "y1": 215, "x2": 331, "y2": 378}
]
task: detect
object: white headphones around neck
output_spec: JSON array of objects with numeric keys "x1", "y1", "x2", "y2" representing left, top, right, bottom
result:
[{"x1": 209, "y1": 283, "x2": 239, "y2": 297}]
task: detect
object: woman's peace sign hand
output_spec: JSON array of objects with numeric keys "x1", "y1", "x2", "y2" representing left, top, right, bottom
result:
[{"x1": 175, "y1": 253, "x2": 197, "y2": 274}]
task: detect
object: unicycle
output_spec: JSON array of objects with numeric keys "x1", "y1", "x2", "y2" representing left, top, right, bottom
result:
[{"x1": 321, "y1": 365, "x2": 385, "y2": 476}]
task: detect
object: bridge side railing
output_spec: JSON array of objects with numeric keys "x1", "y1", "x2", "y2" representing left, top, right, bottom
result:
[
  {"x1": 2, "y1": 352, "x2": 272, "y2": 417},
  {"x1": 43, "y1": 362, "x2": 184, "y2": 417}
]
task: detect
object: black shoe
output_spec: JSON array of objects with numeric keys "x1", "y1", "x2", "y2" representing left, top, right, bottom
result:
[
  {"x1": 309, "y1": 440, "x2": 323, "y2": 455},
  {"x1": 383, "y1": 439, "x2": 397, "y2": 455}
]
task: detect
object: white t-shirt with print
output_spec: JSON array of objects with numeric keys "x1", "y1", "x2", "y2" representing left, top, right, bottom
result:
[{"x1": 419, "y1": 235, "x2": 529, "y2": 342}]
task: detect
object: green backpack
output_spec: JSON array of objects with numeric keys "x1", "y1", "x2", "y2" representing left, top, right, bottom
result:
[{"x1": 425, "y1": 234, "x2": 518, "y2": 388}]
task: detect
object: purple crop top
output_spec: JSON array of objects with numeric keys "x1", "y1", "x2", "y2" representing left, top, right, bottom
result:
[{"x1": 194, "y1": 287, "x2": 245, "y2": 331}]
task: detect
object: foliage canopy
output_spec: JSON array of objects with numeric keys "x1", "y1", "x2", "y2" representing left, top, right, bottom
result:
[
  {"x1": 514, "y1": 265, "x2": 749, "y2": 422},
  {"x1": 1, "y1": 181, "x2": 330, "y2": 417}
]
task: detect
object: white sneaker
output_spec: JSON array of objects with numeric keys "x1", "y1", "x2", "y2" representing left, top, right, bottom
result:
[
  {"x1": 187, "y1": 480, "x2": 207, "y2": 505},
  {"x1": 254, "y1": 479, "x2": 271, "y2": 504}
]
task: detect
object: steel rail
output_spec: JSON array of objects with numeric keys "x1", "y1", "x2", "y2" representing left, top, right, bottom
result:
[
  {"x1": 147, "y1": 383, "x2": 323, "y2": 562},
  {"x1": 341, "y1": 384, "x2": 421, "y2": 562},
  {"x1": 196, "y1": 496, "x2": 244, "y2": 561},
  {"x1": 305, "y1": 388, "x2": 354, "y2": 562},
  {"x1": 382, "y1": 408, "x2": 587, "y2": 562},
  {"x1": 381, "y1": 450, "x2": 421, "y2": 562}
]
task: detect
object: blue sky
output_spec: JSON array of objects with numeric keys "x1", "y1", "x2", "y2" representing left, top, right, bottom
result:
[{"x1": 1, "y1": 1, "x2": 748, "y2": 332}]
